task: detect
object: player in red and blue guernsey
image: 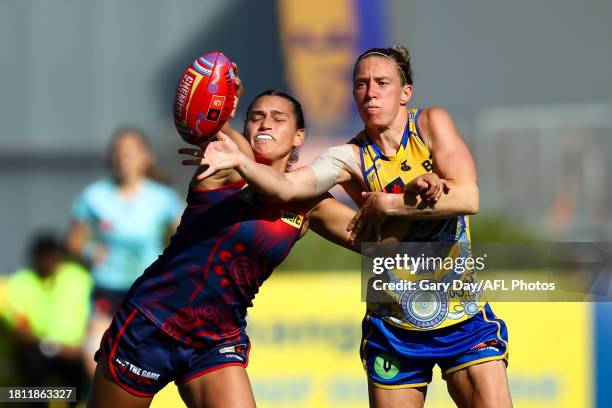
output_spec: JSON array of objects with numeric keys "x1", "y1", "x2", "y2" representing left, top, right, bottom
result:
[{"x1": 87, "y1": 89, "x2": 411, "y2": 408}]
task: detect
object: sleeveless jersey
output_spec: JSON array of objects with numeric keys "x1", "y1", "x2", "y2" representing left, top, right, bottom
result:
[
  {"x1": 351, "y1": 108, "x2": 479, "y2": 331},
  {"x1": 126, "y1": 181, "x2": 305, "y2": 346}
]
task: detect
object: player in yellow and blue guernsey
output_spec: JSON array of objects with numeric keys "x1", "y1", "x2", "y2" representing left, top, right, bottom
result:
[{"x1": 198, "y1": 46, "x2": 511, "y2": 407}]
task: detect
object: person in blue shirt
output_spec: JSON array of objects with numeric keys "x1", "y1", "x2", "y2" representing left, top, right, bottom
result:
[{"x1": 67, "y1": 127, "x2": 183, "y2": 376}]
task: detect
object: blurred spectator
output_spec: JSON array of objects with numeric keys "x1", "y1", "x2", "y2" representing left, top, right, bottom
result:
[
  {"x1": 66, "y1": 127, "x2": 183, "y2": 376},
  {"x1": 2, "y1": 232, "x2": 92, "y2": 405},
  {"x1": 0, "y1": 275, "x2": 6, "y2": 316}
]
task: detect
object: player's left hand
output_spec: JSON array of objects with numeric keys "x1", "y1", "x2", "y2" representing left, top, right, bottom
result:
[{"x1": 347, "y1": 192, "x2": 397, "y2": 243}]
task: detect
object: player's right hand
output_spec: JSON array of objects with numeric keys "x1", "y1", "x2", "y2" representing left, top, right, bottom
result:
[{"x1": 180, "y1": 132, "x2": 241, "y2": 180}]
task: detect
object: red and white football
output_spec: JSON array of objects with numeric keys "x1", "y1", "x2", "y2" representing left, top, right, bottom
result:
[{"x1": 173, "y1": 52, "x2": 236, "y2": 145}]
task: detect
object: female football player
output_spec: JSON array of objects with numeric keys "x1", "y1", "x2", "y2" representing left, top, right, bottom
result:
[
  {"x1": 197, "y1": 45, "x2": 511, "y2": 408},
  {"x1": 87, "y1": 87, "x2": 418, "y2": 408}
]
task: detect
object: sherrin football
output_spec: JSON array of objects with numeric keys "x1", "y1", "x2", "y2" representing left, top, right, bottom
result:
[{"x1": 173, "y1": 52, "x2": 236, "y2": 145}]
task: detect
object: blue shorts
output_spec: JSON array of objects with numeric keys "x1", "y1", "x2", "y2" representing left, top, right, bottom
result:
[
  {"x1": 361, "y1": 303, "x2": 508, "y2": 389},
  {"x1": 95, "y1": 304, "x2": 250, "y2": 397}
]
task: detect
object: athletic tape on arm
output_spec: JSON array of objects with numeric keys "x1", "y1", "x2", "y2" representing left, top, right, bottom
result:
[{"x1": 310, "y1": 144, "x2": 360, "y2": 195}]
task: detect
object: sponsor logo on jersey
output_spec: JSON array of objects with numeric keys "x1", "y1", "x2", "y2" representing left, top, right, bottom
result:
[
  {"x1": 281, "y1": 211, "x2": 304, "y2": 228},
  {"x1": 223, "y1": 353, "x2": 245, "y2": 361},
  {"x1": 421, "y1": 159, "x2": 433, "y2": 172},
  {"x1": 114, "y1": 357, "x2": 161, "y2": 380},
  {"x1": 385, "y1": 177, "x2": 406, "y2": 194},
  {"x1": 219, "y1": 344, "x2": 246, "y2": 354},
  {"x1": 219, "y1": 344, "x2": 247, "y2": 361}
]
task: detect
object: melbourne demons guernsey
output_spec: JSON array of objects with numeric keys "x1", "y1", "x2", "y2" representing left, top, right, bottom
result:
[
  {"x1": 126, "y1": 181, "x2": 304, "y2": 347},
  {"x1": 351, "y1": 108, "x2": 479, "y2": 331}
]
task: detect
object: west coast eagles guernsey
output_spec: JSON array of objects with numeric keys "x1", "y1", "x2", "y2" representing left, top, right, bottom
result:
[{"x1": 351, "y1": 108, "x2": 480, "y2": 331}]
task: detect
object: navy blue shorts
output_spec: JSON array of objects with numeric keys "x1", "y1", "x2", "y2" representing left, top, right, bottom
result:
[
  {"x1": 95, "y1": 304, "x2": 250, "y2": 397},
  {"x1": 361, "y1": 303, "x2": 508, "y2": 389}
]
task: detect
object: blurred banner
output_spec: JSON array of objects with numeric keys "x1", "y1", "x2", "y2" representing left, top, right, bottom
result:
[
  {"x1": 151, "y1": 272, "x2": 591, "y2": 407},
  {"x1": 475, "y1": 104, "x2": 612, "y2": 239},
  {"x1": 277, "y1": 0, "x2": 387, "y2": 132}
]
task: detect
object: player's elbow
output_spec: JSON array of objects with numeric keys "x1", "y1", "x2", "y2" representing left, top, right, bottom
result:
[
  {"x1": 275, "y1": 178, "x2": 310, "y2": 203},
  {"x1": 464, "y1": 198, "x2": 479, "y2": 215},
  {"x1": 463, "y1": 184, "x2": 479, "y2": 215},
  {"x1": 269, "y1": 187, "x2": 297, "y2": 204},
  {"x1": 269, "y1": 195, "x2": 292, "y2": 204}
]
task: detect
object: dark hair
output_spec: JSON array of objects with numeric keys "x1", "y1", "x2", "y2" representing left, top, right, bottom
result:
[
  {"x1": 354, "y1": 44, "x2": 413, "y2": 86},
  {"x1": 107, "y1": 126, "x2": 171, "y2": 185},
  {"x1": 244, "y1": 89, "x2": 306, "y2": 166},
  {"x1": 28, "y1": 232, "x2": 61, "y2": 260},
  {"x1": 110, "y1": 126, "x2": 150, "y2": 144}
]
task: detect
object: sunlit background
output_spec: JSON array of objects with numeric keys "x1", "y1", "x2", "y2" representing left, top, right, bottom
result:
[{"x1": 1, "y1": 0, "x2": 611, "y2": 406}]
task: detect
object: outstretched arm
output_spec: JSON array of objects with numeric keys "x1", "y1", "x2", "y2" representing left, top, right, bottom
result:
[
  {"x1": 308, "y1": 196, "x2": 408, "y2": 253},
  {"x1": 189, "y1": 134, "x2": 354, "y2": 202},
  {"x1": 307, "y1": 195, "x2": 359, "y2": 252}
]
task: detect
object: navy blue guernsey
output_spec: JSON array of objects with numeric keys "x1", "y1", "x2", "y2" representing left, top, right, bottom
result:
[{"x1": 126, "y1": 181, "x2": 305, "y2": 347}]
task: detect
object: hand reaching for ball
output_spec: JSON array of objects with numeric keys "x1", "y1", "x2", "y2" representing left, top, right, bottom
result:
[{"x1": 179, "y1": 132, "x2": 242, "y2": 180}]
